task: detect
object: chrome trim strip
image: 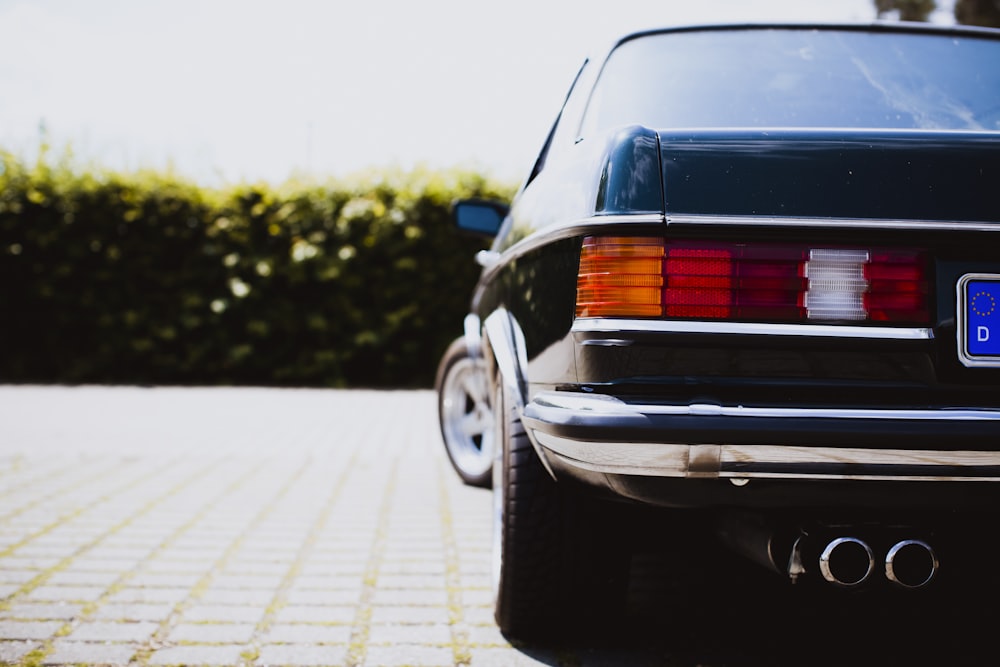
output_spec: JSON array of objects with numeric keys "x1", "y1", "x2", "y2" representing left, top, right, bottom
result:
[
  {"x1": 956, "y1": 273, "x2": 1000, "y2": 369},
  {"x1": 504, "y1": 213, "x2": 663, "y2": 257},
  {"x1": 533, "y1": 432, "x2": 1000, "y2": 482},
  {"x1": 667, "y1": 213, "x2": 1000, "y2": 232},
  {"x1": 530, "y1": 391, "x2": 1000, "y2": 422},
  {"x1": 573, "y1": 318, "x2": 935, "y2": 340},
  {"x1": 579, "y1": 338, "x2": 635, "y2": 347},
  {"x1": 484, "y1": 309, "x2": 529, "y2": 411},
  {"x1": 480, "y1": 213, "x2": 664, "y2": 284}
]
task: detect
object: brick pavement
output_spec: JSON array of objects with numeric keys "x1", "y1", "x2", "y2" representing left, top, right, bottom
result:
[{"x1": 0, "y1": 387, "x2": 678, "y2": 667}]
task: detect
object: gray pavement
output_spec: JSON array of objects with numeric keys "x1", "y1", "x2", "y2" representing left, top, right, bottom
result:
[
  {"x1": 0, "y1": 387, "x2": 693, "y2": 667},
  {"x1": 0, "y1": 387, "x2": 991, "y2": 667},
  {"x1": 0, "y1": 387, "x2": 507, "y2": 666}
]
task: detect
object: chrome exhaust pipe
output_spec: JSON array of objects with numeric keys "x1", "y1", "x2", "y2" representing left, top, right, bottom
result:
[
  {"x1": 885, "y1": 539, "x2": 938, "y2": 589},
  {"x1": 819, "y1": 537, "x2": 874, "y2": 587}
]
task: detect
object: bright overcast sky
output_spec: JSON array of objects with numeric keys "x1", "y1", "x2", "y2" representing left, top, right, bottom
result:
[{"x1": 0, "y1": 0, "x2": 958, "y2": 186}]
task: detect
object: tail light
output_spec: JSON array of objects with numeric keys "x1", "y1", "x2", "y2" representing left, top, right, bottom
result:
[
  {"x1": 576, "y1": 237, "x2": 664, "y2": 317},
  {"x1": 576, "y1": 237, "x2": 928, "y2": 324}
]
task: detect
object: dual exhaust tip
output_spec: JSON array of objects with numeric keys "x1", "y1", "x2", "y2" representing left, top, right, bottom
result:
[{"x1": 819, "y1": 537, "x2": 938, "y2": 589}]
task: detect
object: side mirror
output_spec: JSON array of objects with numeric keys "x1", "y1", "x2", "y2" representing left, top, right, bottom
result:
[{"x1": 452, "y1": 199, "x2": 509, "y2": 238}]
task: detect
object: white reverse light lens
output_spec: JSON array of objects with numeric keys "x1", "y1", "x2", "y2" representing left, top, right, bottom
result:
[{"x1": 805, "y1": 249, "x2": 869, "y2": 320}]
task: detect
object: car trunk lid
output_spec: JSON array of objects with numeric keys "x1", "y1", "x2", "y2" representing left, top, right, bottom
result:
[{"x1": 658, "y1": 129, "x2": 1000, "y2": 223}]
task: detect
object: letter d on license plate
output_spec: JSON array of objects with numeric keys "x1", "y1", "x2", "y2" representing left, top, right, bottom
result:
[{"x1": 958, "y1": 274, "x2": 1000, "y2": 368}]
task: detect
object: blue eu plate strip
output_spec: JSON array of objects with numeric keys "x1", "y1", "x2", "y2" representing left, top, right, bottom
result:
[{"x1": 966, "y1": 280, "x2": 1000, "y2": 357}]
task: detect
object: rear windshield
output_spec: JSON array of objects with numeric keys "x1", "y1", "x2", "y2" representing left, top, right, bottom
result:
[{"x1": 580, "y1": 28, "x2": 1000, "y2": 134}]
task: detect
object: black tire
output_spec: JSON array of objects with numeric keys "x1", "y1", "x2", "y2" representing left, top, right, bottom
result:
[
  {"x1": 436, "y1": 337, "x2": 494, "y2": 487},
  {"x1": 492, "y1": 376, "x2": 629, "y2": 640}
]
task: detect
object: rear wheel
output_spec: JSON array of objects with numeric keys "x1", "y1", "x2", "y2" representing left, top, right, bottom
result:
[
  {"x1": 491, "y1": 376, "x2": 629, "y2": 640},
  {"x1": 436, "y1": 337, "x2": 494, "y2": 487}
]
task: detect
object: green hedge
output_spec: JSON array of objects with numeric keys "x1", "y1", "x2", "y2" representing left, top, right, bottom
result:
[{"x1": 0, "y1": 151, "x2": 514, "y2": 387}]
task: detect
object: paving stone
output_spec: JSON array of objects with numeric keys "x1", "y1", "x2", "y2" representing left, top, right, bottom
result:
[
  {"x1": 46, "y1": 570, "x2": 121, "y2": 586},
  {"x1": 367, "y1": 623, "x2": 451, "y2": 645},
  {"x1": 170, "y1": 540, "x2": 233, "y2": 553},
  {"x1": 129, "y1": 572, "x2": 202, "y2": 587},
  {"x1": 152, "y1": 550, "x2": 226, "y2": 564},
  {"x1": 263, "y1": 623, "x2": 353, "y2": 644},
  {"x1": 106, "y1": 587, "x2": 189, "y2": 604},
  {"x1": 257, "y1": 644, "x2": 347, "y2": 666},
  {"x1": 363, "y1": 645, "x2": 455, "y2": 666},
  {"x1": 371, "y1": 589, "x2": 449, "y2": 606},
  {"x1": 44, "y1": 640, "x2": 139, "y2": 665},
  {"x1": 93, "y1": 603, "x2": 176, "y2": 622},
  {"x1": 377, "y1": 562, "x2": 446, "y2": 576},
  {"x1": 221, "y1": 561, "x2": 289, "y2": 576},
  {"x1": 183, "y1": 605, "x2": 267, "y2": 623},
  {"x1": 0, "y1": 640, "x2": 37, "y2": 662},
  {"x1": 460, "y1": 589, "x2": 495, "y2": 606},
  {"x1": 313, "y1": 590, "x2": 361, "y2": 605},
  {"x1": 147, "y1": 644, "x2": 246, "y2": 665},
  {"x1": 25, "y1": 585, "x2": 106, "y2": 602},
  {"x1": 198, "y1": 588, "x2": 275, "y2": 605},
  {"x1": 0, "y1": 557, "x2": 63, "y2": 570},
  {"x1": 376, "y1": 575, "x2": 446, "y2": 589},
  {"x1": 285, "y1": 590, "x2": 359, "y2": 606},
  {"x1": 167, "y1": 622, "x2": 256, "y2": 643},
  {"x1": 382, "y1": 549, "x2": 445, "y2": 561},
  {"x1": 210, "y1": 574, "x2": 285, "y2": 589},
  {"x1": 299, "y1": 562, "x2": 366, "y2": 577},
  {"x1": 67, "y1": 620, "x2": 159, "y2": 642},
  {"x1": 275, "y1": 606, "x2": 355, "y2": 624},
  {"x1": 369, "y1": 607, "x2": 451, "y2": 625},
  {"x1": 0, "y1": 584, "x2": 20, "y2": 599},
  {"x1": 142, "y1": 559, "x2": 213, "y2": 574},
  {"x1": 0, "y1": 569, "x2": 42, "y2": 585},
  {"x1": 310, "y1": 544, "x2": 372, "y2": 556},
  {"x1": 84, "y1": 548, "x2": 155, "y2": 562},
  {"x1": 0, "y1": 603, "x2": 84, "y2": 621},
  {"x1": 14, "y1": 547, "x2": 83, "y2": 560},
  {"x1": 234, "y1": 549, "x2": 298, "y2": 563},
  {"x1": 0, "y1": 621, "x2": 62, "y2": 640},
  {"x1": 291, "y1": 572, "x2": 368, "y2": 587},
  {"x1": 462, "y1": 606, "x2": 497, "y2": 626},
  {"x1": 464, "y1": 624, "x2": 510, "y2": 647}
]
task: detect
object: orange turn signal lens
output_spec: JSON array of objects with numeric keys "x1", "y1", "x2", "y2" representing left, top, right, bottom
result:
[{"x1": 576, "y1": 237, "x2": 664, "y2": 317}]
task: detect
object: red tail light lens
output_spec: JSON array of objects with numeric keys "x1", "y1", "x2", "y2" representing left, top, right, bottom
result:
[
  {"x1": 576, "y1": 237, "x2": 928, "y2": 324},
  {"x1": 664, "y1": 247, "x2": 734, "y2": 318},
  {"x1": 864, "y1": 250, "x2": 928, "y2": 322},
  {"x1": 664, "y1": 244, "x2": 808, "y2": 320}
]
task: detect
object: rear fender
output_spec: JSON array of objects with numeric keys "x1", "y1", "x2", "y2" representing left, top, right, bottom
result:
[
  {"x1": 483, "y1": 309, "x2": 529, "y2": 413},
  {"x1": 483, "y1": 309, "x2": 560, "y2": 481}
]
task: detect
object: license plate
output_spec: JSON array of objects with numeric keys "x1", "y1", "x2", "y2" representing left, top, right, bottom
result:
[{"x1": 958, "y1": 274, "x2": 1000, "y2": 368}]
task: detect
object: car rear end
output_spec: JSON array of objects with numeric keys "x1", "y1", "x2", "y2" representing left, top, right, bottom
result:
[
  {"x1": 520, "y1": 27, "x2": 1000, "y2": 589},
  {"x1": 480, "y1": 25, "x2": 1000, "y2": 640}
]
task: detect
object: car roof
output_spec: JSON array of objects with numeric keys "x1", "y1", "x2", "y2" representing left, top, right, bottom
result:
[{"x1": 590, "y1": 21, "x2": 1000, "y2": 64}]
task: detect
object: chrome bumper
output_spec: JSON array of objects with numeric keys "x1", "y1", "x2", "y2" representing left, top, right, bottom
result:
[{"x1": 521, "y1": 391, "x2": 1000, "y2": 482}]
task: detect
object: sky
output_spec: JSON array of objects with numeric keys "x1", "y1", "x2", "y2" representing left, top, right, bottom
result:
[{"x1": 0, "y1": 0, "x2": 959, "y2": 186}]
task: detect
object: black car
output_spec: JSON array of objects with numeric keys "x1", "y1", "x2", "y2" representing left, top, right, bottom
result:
[{"x1": 436, "y1": 22, "x2": 1000, "y2": 639}]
